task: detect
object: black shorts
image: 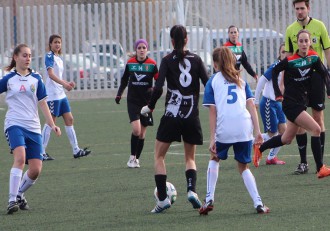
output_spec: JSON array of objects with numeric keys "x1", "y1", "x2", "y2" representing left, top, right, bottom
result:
[
  {"x1": 156, "y1": 115, "x2": 203, "y2": 145},
  {"x1": 127, "y1": 102, "x2": 153, "y2": 127},
  {"x1": 307, "y1": 71, "x2": 325, "y2": 111},
  {"x1": 282, "y1": 100, "x2": 307, "y2": 123}
]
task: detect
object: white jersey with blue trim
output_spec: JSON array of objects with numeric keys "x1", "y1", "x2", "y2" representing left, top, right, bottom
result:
[
  {"x1": 44, "y1": 51, "x2": 66, "y2": 101},
  {"x1": 0, "y1": 70, "x2": 47, "y2": 134},
  {"x1": 262, "y1": 61, "x2": 282, "y2": 100},
  {"x1": 203, "y1": 72, "x2": 254, "y2": 143}
]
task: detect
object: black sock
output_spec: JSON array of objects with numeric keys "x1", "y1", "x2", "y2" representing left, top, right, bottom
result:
[
  {"x1": 136, "y1": 139, "x2": 145, "y2": 159},
  {"x1": 296, "y1": 133, "x2": 307, "y2": 164},
  {"x1": 320, "y1": 132, "x2": 325, "y2": 161},
  {"x1": 259, "y1": 135, "x2": 283, "y2": 153},
  {"x1": 130, "y1": 134, "x2": 139, "y2": 156},
  {"x1": 311, "y1": 136, "x2": 323, "y2": 172},
  {"x1": 155, "y1": 175, "x2": 167, "y2": 201},
  {"x1": 185, "y1": 169, "x2": 197, "y2": 193}
]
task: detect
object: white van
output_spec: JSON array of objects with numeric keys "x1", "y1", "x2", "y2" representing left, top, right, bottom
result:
[{"x1": 211, "y1": 28, "x2": 284, "y2": 74}]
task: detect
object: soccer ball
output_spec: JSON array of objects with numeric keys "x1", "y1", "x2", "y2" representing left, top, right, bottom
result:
[{"x1": 154, "y1": 182, "x2": 177, "y2": 204}]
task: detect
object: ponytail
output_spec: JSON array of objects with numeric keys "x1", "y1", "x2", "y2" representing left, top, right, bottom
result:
[{"x1": 170, "y1": 25, "x2": 187, "y2": 68}]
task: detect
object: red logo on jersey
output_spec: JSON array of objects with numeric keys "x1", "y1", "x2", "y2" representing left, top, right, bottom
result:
[{"x1": 19, "y1": 85, "x2": 26, "y2": 92}]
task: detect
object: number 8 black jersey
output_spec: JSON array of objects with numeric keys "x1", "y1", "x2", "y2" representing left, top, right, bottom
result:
[{"x1": 149, "y1": 50, "x2": 209, "y2": 118}]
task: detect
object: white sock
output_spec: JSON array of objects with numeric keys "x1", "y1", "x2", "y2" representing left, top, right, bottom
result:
[
  {"x1": 9, "y1": 168, "x2": 23, "y2": 202},
  {"x1": 65, "y1": 126, "x2": 80, "y2": 154},
  {"x1": 241, "y1": 169, "x2": 263, "y2": 208},
  {"x1": 267, "y1": 147, "x2": 281, "y2": 160},
  {"x1": 205, "y1": 160, "x2": 219, "y2": 203},
  {"x1": 261, "y1": 133, "x2": 270, "y2": 142},
  {"x1": 41, "y1": 124, "x2": 52, "y2": 154},
  {"x1": 18, "y1": 171, "x2": 37, "y2": 198}
]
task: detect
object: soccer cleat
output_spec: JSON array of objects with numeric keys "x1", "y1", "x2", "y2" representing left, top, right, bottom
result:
[
  {"x1": 317, "y1": 165, "x2": 330, "y2": 179},
  {"x1": 17, "y1": 195, "x2": 30, "y2": 210},
  {"x1": 294, "y1": 163, "x2": 309, "y2": 175},
  {"x1": 127, "y1": 155, "x2": 137, "y2": 168},
  {"x1": 134, "y1": 159, "x2": 140, "y2": 168},
  {"x1": 43, "y1": 153, "x2": 55, "y2": 161},
  {"x1": 256, "y1": 204, "x2": 270, "y2": 214},
  {"x1": 7, "y1": 201, "x2": 19, "y2": 214},
  {"x1": 73, "y1": 148, "x2": 91, "y2": 159},
  {"x1": 199, "y1": 200, "x2": 214, "y2": 215},
  {"x1": 187, "y1": 190, "x2": 202, "y2": 209},
  {"x1": 253, "y1": 144, "x2": 262, "y2": 167},
  {"x1": 151, "y1": 198, "x2": 171, "y2": 213},
  {"x1": 266, "y1": 157, "x2": 286, "y2": 165}
]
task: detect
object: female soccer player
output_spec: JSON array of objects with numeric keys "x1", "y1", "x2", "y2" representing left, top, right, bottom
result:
[
  {"x1": 141, "y1": 25, "x2": 209, "y2": 213},
  {"x1": 2, "y1": 44, "x2": 61, "y2": 214},
  {"x1": 224, "y1": 25, "x2": 258, "y2": 80},
  {"x1": 199, "y1": 47, "x2": 269, "y2": 215},
  {"x1": 256, "y1": 29, "x2": 330, "y2": 178},
  {"x1": 115, "y1": 39, "x2": 159, "y2": 168},
  {"x1": 41, "y1": 34, "x2": 91, "y2": 160},
  {"x1": 254, "y1": 44, "x2": 287, "y2": 166}
]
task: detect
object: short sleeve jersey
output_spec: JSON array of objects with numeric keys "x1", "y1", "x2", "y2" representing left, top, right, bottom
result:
[
  {"x1": 0, "y1": 70, "x2": 47, "y2": 134},
  {"x1": 153, "y1": 50, "x2": 209, "y2": 118},
  {"x1": 44, "y1": 51, "x2": 66, "y2": 101},
  {"x1": 203, "y1": 72, "x2": 254, "y2": 143},
  {"x1": 285, "y1": 18, "x2": 330, "y2": 62},
  {"x1": 116, "y1": 56, "x2": 158, "y2": 106}
]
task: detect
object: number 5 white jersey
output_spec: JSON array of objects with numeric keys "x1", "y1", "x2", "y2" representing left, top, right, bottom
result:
[{"x1": 203, "y1": 72, "x2": 255, "y2": 143}]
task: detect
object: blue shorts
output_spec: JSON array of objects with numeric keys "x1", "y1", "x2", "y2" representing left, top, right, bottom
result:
[
  {"x1": 216, "y1": 140, "x2": 252, "y2": 164},
  {"x1": 259, "y1": 97, "x2": 286, "y2": 133},
  {"x1": 48, "y1": 97, "x2": 71, "y2": 117},
  {"x1": 5, "y1": 126, "x2": 43, "y2": 161}
]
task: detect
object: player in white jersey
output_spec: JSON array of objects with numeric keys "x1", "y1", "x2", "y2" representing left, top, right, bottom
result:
[
  {"x1": 199, "y1": 47, "x2": 269, "y2": 215},
  {"x1": 254, "y1": 44, "x2": 287, "y2": 166},
  {"x1": 1, "y1": 44, "x2": 61, "y2": 214},
  {"x1": 41, "y1": 34, "x2": 91, "y2": 160}
]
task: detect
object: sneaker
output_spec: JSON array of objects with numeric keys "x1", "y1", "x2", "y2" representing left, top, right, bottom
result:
[
  {"x1": 17, "y1": 195, "x2": 29, "y2": 210},
  {"x1": 43, "y1": 153, "x2": 55, "y2": 161},
  {"x1": 256, "y1": 204, "x2": 270, "y2": 214},
  {"x1": 294, "y1": 163, "x2": 309, "y2": 175},
  {"x1": 127, "y1": 155, "x2": 137, "y2": 168},
  {"x1": 266, "y1": 157, "x2": 285, "y2": 165},
  {"x1": 253, "y1": 144, "x2": 262, "y2": 167},
  {"x1": 199, "y1": 200, "x2": 214, "y2": 215},
  {"x1": 187, "y1": 190, "x2": 202, "y2": 209},
  {"x1": 151, "y1": 198, "x2": 171, "y2": 213},
  {"x1": 7, "y1": 201, "x2": 19, "y2": 214},
  {"x1": 317, "y1": 165, "x2": 330, "y2": 179},
  {"x1": 134, "y1": 159, "x2": 140, "y2": 168},
  {"x1": 73, "y1": 148, "x2": 91, "y2": 159}
]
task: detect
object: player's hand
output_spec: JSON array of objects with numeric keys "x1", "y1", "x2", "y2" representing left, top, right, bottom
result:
[
  {"x1": 254, "y1": 74, "x2": 258, "y2": 82},
  {"x1": 63, "y1": 82, "x2": 73, "y2": 91},
  {"x1": 275, "y1": 96, "x2": 283, "y2": 102},
  {"x1": 253, "y1": 132, "x2": 263, "y2": 145},
  {"x1": 141, "y1": 105, "x2": 152, "y2": 117},
  {"x1": 69, "y1": 81, "x2": 75, "y2": 89},
  {"x1": 115, "y1": 96, "x2": 121, "y2": 104},
  {"x1": 52, "y1": 125, "x2": 61, "y2": 136}
]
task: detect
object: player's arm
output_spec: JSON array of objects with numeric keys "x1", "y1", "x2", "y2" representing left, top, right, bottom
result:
[
  {"x1": 254, "y1": 75, "x2": 267, "y2": 107},
  {"x1": 272, "y1": 59, "x2": 287, "y2": 101},
  {"x1": 208, "y1": 105, "x2": 217, "y2": 155},
  {"x1": 47, "y1": 68, "x2": 73, "y2": 91},
  {"x1": 241, "y1": 51, "x2": 257, "y2": 79},
  {"x1": 115, "y1": 65, "x2": 130, "y2": 104},
  {"x1": 246, "y1": 98, "x2": 262, "y2": 145},
  {"x1": 315, "y1": 57, "x2": 330, "y2": 98}
]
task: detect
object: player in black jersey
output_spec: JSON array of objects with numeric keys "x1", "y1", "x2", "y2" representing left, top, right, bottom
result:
[
  {"x1": 115, "y1": 39, "x2": 159, "y2": 168},
  {"x1": 141, "y1": 25, "x2": 209, "y2": 213},
  {"x1": 255, "y1": 30, "x2": 330, "y2": 179}
]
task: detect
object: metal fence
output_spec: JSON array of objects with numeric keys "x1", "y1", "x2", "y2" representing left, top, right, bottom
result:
[{"x1": 1, "y1": 0, "x2": 330, "y2": 91}]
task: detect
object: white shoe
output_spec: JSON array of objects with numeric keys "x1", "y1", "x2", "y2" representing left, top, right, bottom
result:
[
  {"x1": 187, "y1": 190, "x2": 202, "y2": 209},
  {"x1": 134, "y1": 159, "x2": 140, "y2": 168},
  {"x1": 151, "y1": 198, "x2": 171, "y2": 213},
  {"x1": 127, "y1": 155, "x2": 137, "y2": 168}
]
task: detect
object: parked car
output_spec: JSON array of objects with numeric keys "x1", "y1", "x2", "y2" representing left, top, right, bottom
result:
[
  {"x1": 31, "y1": 54, "x2": 113, "y2": 90},
  {"x1": 84, "y1": 39, "x2": 125, "y2": 58}
]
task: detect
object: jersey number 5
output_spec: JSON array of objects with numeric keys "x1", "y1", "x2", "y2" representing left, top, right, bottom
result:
[{"x1": 227, "y1": 85, "x2": 237, "y2": 104}]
